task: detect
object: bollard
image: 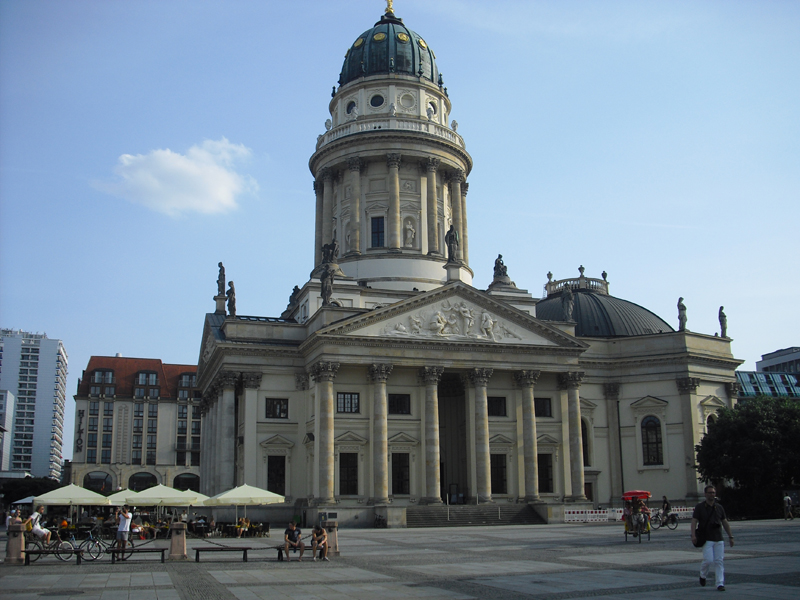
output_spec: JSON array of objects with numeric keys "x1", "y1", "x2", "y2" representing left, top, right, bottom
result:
[
  {"x1": 168, "y1": 522, "x2": 188, "y2": 560},
  {"x1": 321, "y1": 520, "x2": 339, "y2": 557},
  {"x1": 5, "y1": 523, "x2": 25, "y2": 565}
]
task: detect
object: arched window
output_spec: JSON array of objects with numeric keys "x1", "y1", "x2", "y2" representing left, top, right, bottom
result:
[
  {"x1": 83, "y1": 471, "x2": 113, "y2": 494},
  {"x1": 581, "y1": 419, "x2": 591, "y2": 466},
  {"x1": 173, "y1": 474, "x2": 200, "y2": 492},
  {"x1": 641, "y1": 416, "x2": 663, "y2": 465},
  {"x1": 128, "y1": 472, "x2": 158, "y2": 492}
]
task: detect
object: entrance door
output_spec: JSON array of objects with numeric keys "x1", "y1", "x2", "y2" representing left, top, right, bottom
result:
[
  {"x1": 267, "y1": 455, "x2": 286, "y2": 496},
  {"x1": 438, "y1": 373, "x2": 467, "y2": 502}
]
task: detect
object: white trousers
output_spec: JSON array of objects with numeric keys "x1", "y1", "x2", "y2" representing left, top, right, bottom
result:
[{"x1": 700, "y1": 540, "x2": 725, "y2": 587}]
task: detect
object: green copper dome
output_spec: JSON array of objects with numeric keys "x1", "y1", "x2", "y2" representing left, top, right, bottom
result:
[{"x1": 339, "y1": 12, "x2": 441, "y2": 87}]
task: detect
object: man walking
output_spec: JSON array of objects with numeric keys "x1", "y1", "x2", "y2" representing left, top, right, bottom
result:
[
  {"x1": 691, "y1": 486, "x2": 734, "y2": 591},
  {"x1": 784, "y1": 494, "x2": 794, "y2": 520}
]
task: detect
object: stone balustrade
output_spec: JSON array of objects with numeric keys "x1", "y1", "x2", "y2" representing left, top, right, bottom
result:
[{"x1": 317, "y1": 116, "x2": 465, "y2": 150}]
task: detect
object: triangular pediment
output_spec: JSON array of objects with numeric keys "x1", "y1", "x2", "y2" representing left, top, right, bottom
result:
[
  {"x1": 489, "y1": 434, "x2": 515, "y2": 445},
  {"x1": 388, "y1": 432, "x2": 418, "y2": 445},
  {"x1": 580, "y1": 398, "x2": 598, "y2": 411},
  {"x1": 631, "y1": 396, "x2": 669, "y2": 410},
  {"x1": 537, "y1": 433, "x2": 560, "y2": 445},
  {"x1": 700, "y1": 395, "x2": 725, "y2": 409},
  {"x1": 314, "y1": 282, "x2": 585, "y2": 349},
  {"x1": 303, "y1": 433, "x2": 315, "y2": 445},
  {"x1": 334, "y1": 431, "x2": 368, "y2": 445},
  {"x1": 260, "y1": 434, "x2": 294, "y2": 449}
]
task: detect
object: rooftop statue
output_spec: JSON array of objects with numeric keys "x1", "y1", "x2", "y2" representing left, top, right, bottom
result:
[
  {"x1": 444, "y1": 225, "x2": 459, "y2": 263},
  {"x1": 562, "y1": 286, "x2": 575, "y2": 321},
  {"x1": 494, "y1": 254, "x2": 507, "y2": 279},
  {"x1": 677, "y1": 297, "x2": 687, "y2": 331},
  {"x1": 320, "y1": 264, "x2": 336, "y2": 306},
  {"x1": 226, "y1": 281, "x2": 236, "y2": 318},
  {"x1": 719, "y1": 306, "x2": 727, "y2": 338},
  {"x1": 217, "y1": 262, "x2": 225, "y2": 296},
  {"x1": 321, "y1": 238, "x2": 340, "y2": 265}
]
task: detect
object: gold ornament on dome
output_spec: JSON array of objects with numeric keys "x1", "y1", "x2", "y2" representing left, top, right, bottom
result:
[
  {"x1": 373, "y1": 32, "x2": 387, "y2": 41},
  {"x1": 386, "y1": 0, "x2": 395, "y2": 16},
  {"x1": 397, "y1": 32, "x2": 409, "y2": 43},
  {"x1": 418, "y1": 38, "x2": 427, "y2": 49},
  {"x1": 354, "y1": 38, "x2": 364, "y2": 48}
]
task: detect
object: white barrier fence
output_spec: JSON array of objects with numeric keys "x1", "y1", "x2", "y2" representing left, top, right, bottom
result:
[{"x1": 564, "y1": 506, "x2": 693, "y2": 523}]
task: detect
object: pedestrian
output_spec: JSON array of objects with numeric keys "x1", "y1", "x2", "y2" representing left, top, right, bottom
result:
[
  {"x1": 784, "y1": 494, "x2": 794, "y2": 520},
  {"x1": 691, "y1": 485, "x2": 734, "y2": 591},
  {"x1": 284, "y1": 521, "x2": 305, "y2": 561},
  {"x1": 115, "y1": 505, "x2": 132, "y2": 560}
]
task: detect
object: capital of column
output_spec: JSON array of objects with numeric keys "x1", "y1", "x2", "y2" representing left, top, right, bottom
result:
[
  {"x1": 295, "y1": 373, "x2": 309, "y2": 391},
  {"x1": 468, "y1": 368, "x2": 493, "y2": 387},
  {"x1": 368, "y1": 363, "x2": 393, "y2": 383},
  {"x1": 420, "y1": 366, "x2": 444, "y2": 385},
  {"x1": 513, "y1": 370, "x2": 540, "y2": 388},
  {"x1": 347, "y1": 156, "x2": 364, "y2": 172},
  {"x1": 557, "y1": 371, "x2": 584, "y2": 390},
  {"x1": 603, "y1": 382, "x2": 621, "y2": 400},
  {"x1": 676, "y1": 377, "x2": 700, "y2": 394},
  {"x1": 421, "y1": 157, "x2": 440, "y2": 172},
  {"x1": 449, "y1": 168, "x2": 464, "y2": 184},
  {"x1": 309, "y1": 361, "x2": 340, "y2": 382},
  {"x1": 313, "y1": 180, "x2": 318, "y2": 193},
  {"x1": 462, "y1": 182, "x2": 469, "y2": 196},
  {"x1": 241, "y1": 372, "x2": 262, "y2": 389},
  {"x1": 386, "y1": 153, "x2": 401, "y2": 169},
  {"x1": 725, "y1": 381, "x2": 740, "y2": 398},
  {"x1": 319, "y1": 167, "x2": 333, "y2": 182},
  {"x1": 213, "y1": 370, "x2": 239, "y2": 390}
]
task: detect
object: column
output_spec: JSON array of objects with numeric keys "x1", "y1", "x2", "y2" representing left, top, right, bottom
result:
[
  {"x1": 200, "y1": 403, "x2": 210, "y2": 494},
  {"x1": 423, "y1": 158, "x2": 440, "y2": 255},
  {"x1": 387, "y1": 153, "x2": 402, "y2": 250},
  {"x1": 310, "y1": 361, "x2": 340, "y2": 504},
  {"x1": 369, "y1": 364, "x2": 393, "y2": 504},
  {"x1": 347, "y1": 157, "x2": 363, "y2": 255},
  {"x1": 421, "y1": 366, "x2": 444, "y2": 503},
  {"x1": 218, "y1": 371, "x2": 239, "y2": 493},
  {"x1": 677, "y1": 377, "x2": 702, "y2": 502},
  {"x1": 603, "y1": 383, "x2": 623, "y2": 502},
  {"x1": 469, "y1": 368, "x2": 494, "y2": 502},
  {"x1": 514, "y1": 370, "x2": 540, "y2": 502},
  {"x1": 449, "y1": 169, "x2": 464, "y2": 261},
  {"x1": 461, "y1": 182, "x2": 469, "y2": 265},
  {"x1": 559, "y1": 372, "x2": 586, "y2": 501},
  {"x1": 321, "y1": 168, "x2": 334, "y2": 248},
  {"x1": 241, "y1": 372, "x2": 262, "y2": 484},
  {"x1": 314, "y1": 180, "x2": 323, "y2": 266},
  {"x1": 212, "y1": 394, "x2": 221, "y2": 494}
]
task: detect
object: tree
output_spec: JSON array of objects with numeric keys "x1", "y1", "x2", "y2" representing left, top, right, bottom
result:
[
  {"x1": 1, "y1": 477, "x2": 61, "y2": 507},
  {"x1": 696, "y1": 396, "x2": 800, "y2": 494}
]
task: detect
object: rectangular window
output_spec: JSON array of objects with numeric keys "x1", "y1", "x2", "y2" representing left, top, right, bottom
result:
[
  {"x1": 103, "y1": 418, "x2": 112, "y2": 432},
  {"x1": 337, "y1": 392, "x2": 360, "y2": 413},
  {"x1": 148, "y1": 373, "x2": 157, "y2": 385},
  {"x1": 149, "y1": 388, "x2": 159, "y2": 399},
  {"x1": 132, "y1": 435, "x2": 142, "y2": 449},
  {"x1": 148, "y1": 404, "x2": 158, "y2": 418},
  {"x1": 177, "y1": 451, "x2": 186, "y2": 466},
  {"x1": 146, "y1": 451, "x2": 156, "y2": 465},
  {"x1": 178, "y1": 389, "x2": 189, "y2": 399},
  {"x1": 87, "y1": 433, "x2": 97, "y2": 447},
  {"x1": 371, "y1": 216, "x2": 385, "y2": 248},
  {"x1": 132, "y1": 449, "x2": 142, "y2": 463},
  {"x1": 102, "y1": 433, "x2": 112, "y2": 448},
  {"x1": 101, "y1": 449, "x2": 111, "y2": 464},
  {"x1": 177, "y1": 436, "x2": 186, "y2": 451},
  {"x1": 104, "y1": 386, "x2": 115, "y2": 397},
  {"x1": 148, "y1": 419, "x2": 157, "y2": 433},
  {"x1": 90, "y1": 386, "x2": 101, "y2": 397},
  {"x1": 135, "y1": 388, "x2": 145, "y2": 399},
  {"x1": 177, "y1": 420, "x2": 187, "y2": 435},
  {"x1": 267, "y1": 455, "x2": 286, "y2": 496},
  {"x1": 192, "y1": 405, "x2": 201, "y2": 420},
  {"x1": 191, "y1": 436, "x2": 200, "y2": 451},
  {"x1": 87, "y1": 449, "x2": 97, "y2": 463},
  {"x1": 190, "y1": 452, "x2": 200, "y2": 466},
  {"x1": 104, "y1": 402, "x2": 113, "y2": 416},
  {"x1": 538, "y1": 453, "x2": 554, "y2": 493},
  {"x1": 265, "y1": 398, "x2": 289, "y2": 419},
  {"x1": 147, "y1": 435, "x2": 157, "y2": 449},
  {"x1": 391, "y1": 453, "x2": 410, "y2": 495},
  {"x1": 133, "y1": 418, "x2": 143, "y2": 433},
  {"x1": 134, "y1": 403, "x2": 144, "y2": 417},
  {"x1": 339, "y1": 452, "x2": 359, "y2": 495},
  {"x1": 388, "y1": 394, "x2": 411, "y2": 415},
  {"x1": 490, "y1": 453, "x2": 507, "y2": 494},
  {"x1": 180, "y1": 374, "x2": 194, "y2": 387},
  {"x1": 534, "y1": 397, "x2": 552, "y2": 418},
  {"x1": 89, "y1": 401, "x2": 99, "y2": 416},
  {"x1": 191, "y1": 421, "x2": 201, "y2": 436},
  {"x1": 487, "y1": 396, "x2": 507, "y2": 417}
]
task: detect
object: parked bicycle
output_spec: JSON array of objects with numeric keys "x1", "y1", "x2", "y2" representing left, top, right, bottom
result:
[
  {"x1": 374, "y1": 514, "x2": 387, "y2": 529},
  {"x1": 650, "y1": 508, "x2": 679, "y2": 530},
  {"x1": 64, "y1": 525, "x2": 136, "y2": 561},
  {"x1": 25, "y1": 529, "x2": 75, "y2": 562}
]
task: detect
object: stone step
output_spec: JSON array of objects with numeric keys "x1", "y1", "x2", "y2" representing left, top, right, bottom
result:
[{"x1": 406, "y1": 504, "x2": 546, "y2": 528}]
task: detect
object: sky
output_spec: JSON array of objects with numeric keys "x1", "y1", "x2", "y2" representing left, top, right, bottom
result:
[{"x1": 1, "y1": 0, "x2": 798, "y2": 462}]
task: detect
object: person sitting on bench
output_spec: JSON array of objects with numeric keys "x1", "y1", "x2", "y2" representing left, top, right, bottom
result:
[
  {"x1": 284, "y1": 521, "x2": 304, "y2": 561},
  {"x1": 311, "y1": 525, "x2": 329, "y2": 561}
]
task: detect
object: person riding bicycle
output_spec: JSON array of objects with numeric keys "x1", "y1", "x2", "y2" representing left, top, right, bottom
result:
[
  {"x1": 662, "y1": 496, "x2": 671, "y2": 517},
  {"x1": 23, "y1": 505, "x2": 52, "y2": 545}
]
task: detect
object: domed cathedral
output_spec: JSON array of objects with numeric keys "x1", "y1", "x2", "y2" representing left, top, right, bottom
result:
[{"x1": 196, "y1": 4, "x2": 742, "y2": 526}]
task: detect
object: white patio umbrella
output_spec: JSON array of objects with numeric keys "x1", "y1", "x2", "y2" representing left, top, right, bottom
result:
[
  {"x1": 107, "y1": 489, "x2": 137, "y2": 505},
  {"x1": 33, "y1": 484, "x2": 111, "y2": 506},
  {"x1": 161, "y1": 489, "x2": 208, "y2": 507},
  {"x1": 205, "y1": 484, "x2": 284, "y2": 521},
  {"x1": 124, "y1": 484, "x2": 187, "y2": 506}
]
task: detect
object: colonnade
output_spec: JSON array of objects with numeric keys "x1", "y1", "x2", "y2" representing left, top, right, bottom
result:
[{"x1": 313, "y1": 155, "x2": 470, "y2": 265}]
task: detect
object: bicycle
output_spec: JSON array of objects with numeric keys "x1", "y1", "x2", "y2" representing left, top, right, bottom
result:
[
  {"x1": 373, "y1": 514, "x2": 387, "y2": 529},
  {"x1": 25, "y1": 529, "x2": 75, "y2": 562},
  {"x1": 650, "y1": 508, "x2": 679, "y2": 530}
]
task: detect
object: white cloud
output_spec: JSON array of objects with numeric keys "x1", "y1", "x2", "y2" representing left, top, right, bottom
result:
[{"x1": 94, "y1": 138, "x2": 258, "y2": 216}]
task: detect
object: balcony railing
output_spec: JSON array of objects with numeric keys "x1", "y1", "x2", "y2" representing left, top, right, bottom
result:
[{"x1": 316, "y1": 115, "x2": 465, "y2": 150}]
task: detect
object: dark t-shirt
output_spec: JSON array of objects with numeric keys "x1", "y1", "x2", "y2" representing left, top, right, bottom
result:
[
  {"x1": 693, "y1": 501, "x2": 727, "y2": 542},
  {"x1": 285, "y1": 527, "x2": 301, "y2": 544}
]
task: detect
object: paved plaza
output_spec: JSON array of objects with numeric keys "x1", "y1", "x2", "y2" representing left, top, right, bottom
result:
[{"x1": 1, "y1": 519, "x2": 798, "y2": 600}]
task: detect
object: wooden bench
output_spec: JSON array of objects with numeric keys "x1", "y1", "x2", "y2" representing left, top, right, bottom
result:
[
  {"x1": 195, "y1": 546, "x2": 252, "y2": 562},
  {"x1": 110, "y1": 547, "x2": 167, "y2": 564},
  {"x1": 25, "y1": 548, "x2": 84, "y2": 565}
]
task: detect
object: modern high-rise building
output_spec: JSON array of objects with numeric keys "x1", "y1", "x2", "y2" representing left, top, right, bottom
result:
[
  {"x1": 70, "y1": 356, "x2": 202, "y2": 493},
  {"x1": 0, "y1": 329, "x2": 68, "y2": 479},
  {"x1": 0, "y1": 390, "x2": 17, "y2": 471},
  {"x1": 756, "y1": 347, "x2": 800, "y2": 373}
]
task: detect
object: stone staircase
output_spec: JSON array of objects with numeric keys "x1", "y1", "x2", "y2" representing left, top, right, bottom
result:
[{"x1": 406, "y1": 503, "x2": 546, "y2": 528}]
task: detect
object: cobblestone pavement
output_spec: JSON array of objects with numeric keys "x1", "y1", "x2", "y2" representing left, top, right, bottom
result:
[{"x1": 1, "y1": 519, "x2": 798, "y2": 600}]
